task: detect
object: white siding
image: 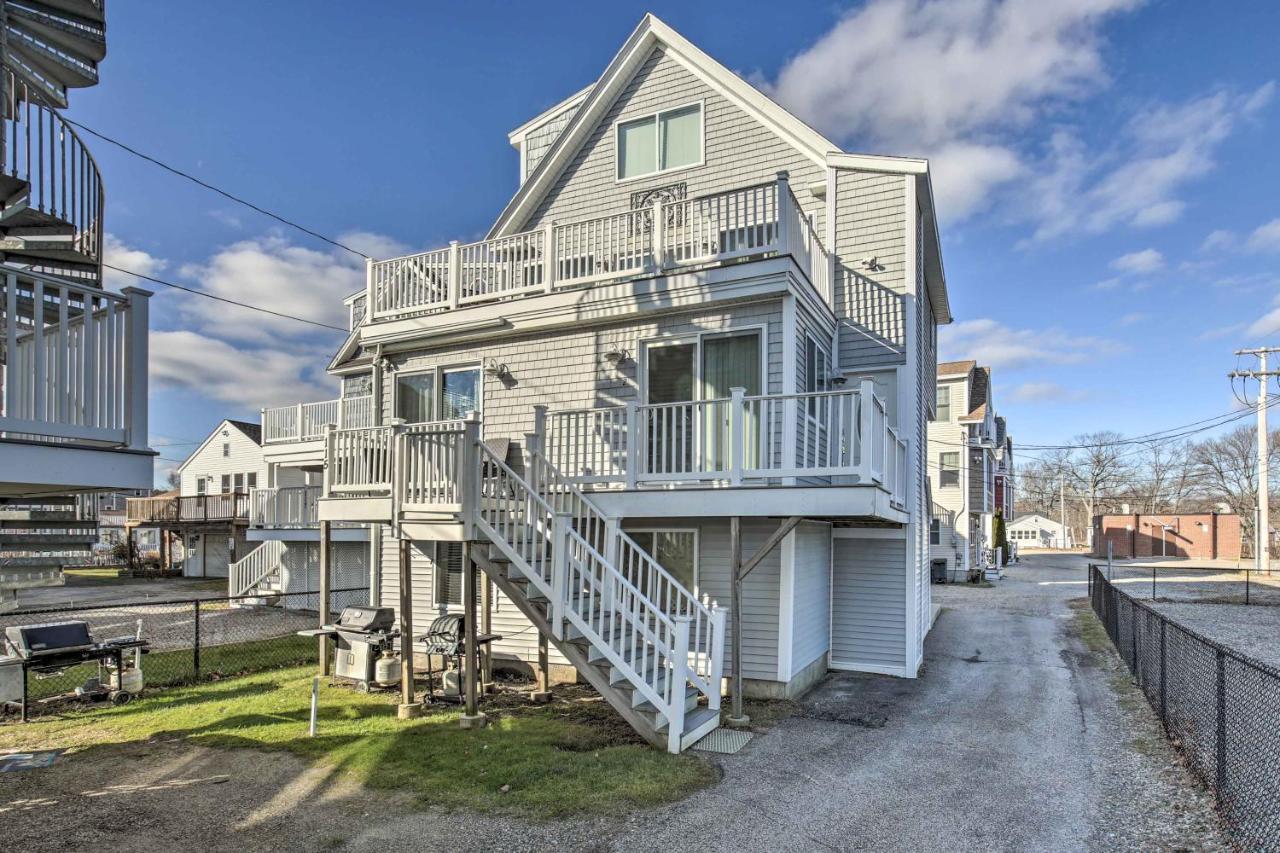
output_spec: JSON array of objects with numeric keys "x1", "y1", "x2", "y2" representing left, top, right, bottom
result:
[
  {"x1": 833, "y1": 171, "x2": 907, "y2": 370},
  {"x1": 789, "y1": 521, "x2": 831, "y2": 676},
  {"x1": 831, "y1": 535, "x2": 907, "y2": 672},
  {"x1": 179, "y1": 423, "x2": 266, "y2": 496}
]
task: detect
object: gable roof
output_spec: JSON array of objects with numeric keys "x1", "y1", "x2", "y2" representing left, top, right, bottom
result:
[
  {"x1": 175, "y1": 418, "x2": 262, "y2": 475},
  {"x1": 959, "y1": 366, "x2": 992, "y2": 423},
  {"x1": 488, "y1": 13, "x2": 841, "y2": 238},
  {"x1": 937, "y1": 359, "x2": 976, "y2": 377}
]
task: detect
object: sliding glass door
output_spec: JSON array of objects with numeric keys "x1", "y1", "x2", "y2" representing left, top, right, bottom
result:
[{"x1": 644, "y1": 331, "x2": 761, "y2": 477}]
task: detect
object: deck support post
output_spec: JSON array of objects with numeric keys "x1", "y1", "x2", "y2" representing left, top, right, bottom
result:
[
  {"x1": 396, "y1": 536, "x2": 421, "y2": 717},
  {"x1": 318, "y1": 520, "x2": 332, "y2": 676},
  {"x1": 460, "y1": 539, "x2": 487, "y2": 729},
  {"x1": 481, "y1": 571, "x2": 493, "y2": 693},
  {"x1": 531, "y1": 631, "x2": 553, "y2": 703}
]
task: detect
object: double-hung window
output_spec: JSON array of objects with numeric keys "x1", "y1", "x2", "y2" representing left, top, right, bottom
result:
[
  {"x1": 803, "y1": 335, "x2": 831, "y2": 416},
  {"x1": 939, "y1": 452, "x2": 960, "y2": 488},
  {"x1": 220, "y1": 474, "x2": 232, "y2": 494},
  {"x1": 936, "y1": 386, "x2": 951, "y2": 421},
  {"x1": 617, "y1": 103, "x2": 703, "y2": 181},
  {"x1": 930, "y1": 518, "x2": 941, "y2": 545}
]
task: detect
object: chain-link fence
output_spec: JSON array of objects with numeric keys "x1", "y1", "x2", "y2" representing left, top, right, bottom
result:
[
  {"x1": 1090, "y1": 564, "x2": 1280, "y2": 851},
  {"x1": 1, "y1": 586, "x2": 368, "y2": 716},
  {"x1": 1102, "y1": 561, "x2": 1280, "y2": 607}
]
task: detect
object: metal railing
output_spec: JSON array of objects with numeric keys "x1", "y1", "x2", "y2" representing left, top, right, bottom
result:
[
  {"x1": 367, "y1": 172, "x2": 829, "y2": 320},
  {"x1": 262, "y1": 394, "x2": 374, "y2": 443},
  {"x1": 1, "y1": 269, "x2": 149, "y2": 448},
  {"x1": 1089, "y1": 565, "x2": 1280, "y2": 850},
  {"x1": 538, "y1": 380, "x2": 908, "y2": 506},
  {"x1": 0, "y1": 67, "x2": 105, "y2": 275}
]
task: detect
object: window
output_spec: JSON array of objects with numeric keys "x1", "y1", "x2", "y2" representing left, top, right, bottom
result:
[
  {"x1": 196, "y1": 477, "x2": 207, "y2": 495},
  {"x1": 936, "y1": 386, "x2": 951, "y2": 421},
  {"x1": 233, "y1": 473, "x2": 244, "y2": 493},
  {"x1": 395, "y1": 366, "x2": 482, "y2": 424},
  {"x1": 222, "y1": 442, "x2": 230, "y2": 457},
  {"x1": 246, "y1": 472, "x2": 257, "y2": 490},
  {"x1": 220, "y1": 474, "x2": 231, "y2": 494},
  {"x1": 804, "y1": 336, "x2": 831, "y2": 416},
  {"x1": 434, "y1": 541, "x2": 478, "y2": 607},
  {"x1": 930, "y1": 518, "x2": 941, "y2": 545},
  {"x1": 616, "y1": 103, "x2": 703, "y2": 180},
  {"x1": 939, "y1": 452, "x2": 960, "y2": 487},
  {"x1": 628, "y1": 530, "x2": 697, "y2": 592}
]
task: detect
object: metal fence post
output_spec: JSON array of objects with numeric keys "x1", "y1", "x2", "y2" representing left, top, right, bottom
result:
[
  {"x1": 1159, "y1": 617, "x2": 1167, "y2": 729},
  {"x1": 192, "y1": 599, "x2": 201, "y2": 681},
  {"x1": 1215, "y1": 647, "x2": 1227, "y2": 795}
]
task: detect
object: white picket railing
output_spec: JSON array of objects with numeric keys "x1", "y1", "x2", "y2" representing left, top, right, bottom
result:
[
  {"x1": 475, "y1": 442, "x2": 717, "y2": 752},
  {"x1": 324, "y1": 425, "x2": 397, "y2": 495},
  {"x1": 249, "y1": 486, "x2": 319, "y2": 528},
  {"x1": 262, "y1": 394, "x2": 375, "y2": 443},
  {"x1": 367, "y1": 172, "x2": 829, "y2": 319},
  {"x1": 1, "y1": 269, "x2": 149, "y2": 448},
  {"x1": 229, "y1": 539, "x2": 285, "y2": 598},
  {"x1": 538, "y1": 382, "x2": 904, "y2": 503},
  {"x1": 395, "y1": 420, "x2": 471, "y2": 509}
]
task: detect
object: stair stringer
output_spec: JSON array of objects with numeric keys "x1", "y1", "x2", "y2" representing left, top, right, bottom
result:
[{"x1": 470, "y1": 548, "x2": 669, "y2": 750}]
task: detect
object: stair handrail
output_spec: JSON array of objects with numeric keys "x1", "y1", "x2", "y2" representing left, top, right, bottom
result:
[
  {"x1": 473, "y1": 443, "x2": 693, "y2": 731},
  {"x1": 229, "y1": 540, "x2": 284, "y2": 598},
  {"x1": 523, "y1": 441, "x2": 723, "y2": 705}
]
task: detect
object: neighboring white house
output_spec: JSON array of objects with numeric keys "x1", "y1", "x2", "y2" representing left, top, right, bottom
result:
[
  {"x1": 267, "y1": 13, "x2": 953, "y2": 751},
  {"x1": 1, "y1": 8, "x2": 155, "y2": 608},
  {"x1": 928, "y1": 361, "x2": 1014, "y2": 579},
  {"x1": 1008, "y1": 513, "x2": 1073, "y2": 550}
]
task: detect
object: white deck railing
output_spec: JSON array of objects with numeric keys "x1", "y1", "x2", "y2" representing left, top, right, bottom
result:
[
  {"x1": 262, "y1": 394, "x2": 375, "y2": 443},
  {"x1": 1, "y1": 269, "x2": 149, "y2": 448},
  {"x1": 249, "y1": 485, "x2": 320, "y2": 528},
  {"x1": 366, "y1": 172, "x2": 830, "y2": 321},
  {"x1": 229, "y1": 539, "x2": 285, "y2": 598},
  {"x1": 539, "y1": 381, "x2": 909, "y2": 507}
]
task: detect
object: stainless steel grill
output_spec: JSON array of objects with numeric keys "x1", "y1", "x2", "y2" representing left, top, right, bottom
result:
[
  {"x1": 299, "y1": 606, "x2": 401, "y2": 690},
  {"x1": 1, "y1": 619, "x2": 149, "y2": 721}
]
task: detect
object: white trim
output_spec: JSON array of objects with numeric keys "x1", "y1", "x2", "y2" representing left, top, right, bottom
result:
[
  {"x1": 612, "y1": 99, "x2": 705, "y2": 184},
  {"x1": 391, "y1": 362, "x2": 483, "y2": 424},
  {"x1": 637, "y1": 324, "x2": 768, "y2": 404},
  {"x1": 777, "y1": 529, "x2": 796, "y2": 682},
  {"x1": 507, "y1": 85, "x2": 593, "y2": 143},
  {"x1": 825, "y1": 152, "x2": 928, "y2": 175},
  {"x1": 829, "y1": 659, "x2": 909, "y2": 678}
]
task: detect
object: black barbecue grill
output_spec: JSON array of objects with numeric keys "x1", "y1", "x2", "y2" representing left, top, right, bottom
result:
[
  {"x1": 298, "y1": 606, "x2": 402, "y2": 689},
  {"x1": 1, "y1": 620, "x2": 150, "y2": 721}
]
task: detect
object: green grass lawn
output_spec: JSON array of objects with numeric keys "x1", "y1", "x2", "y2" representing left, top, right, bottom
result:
[{"x1": 0, "y1": 666, "x2": 718, "y2": 817}]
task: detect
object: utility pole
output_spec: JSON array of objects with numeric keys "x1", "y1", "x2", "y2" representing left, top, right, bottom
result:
[
  {"x1": 1059, "y1": 472, "x2": 1066, "y2": 550},
  {"x1": 1229, "y1": 347, "x2": 1280, "y2": 575}
]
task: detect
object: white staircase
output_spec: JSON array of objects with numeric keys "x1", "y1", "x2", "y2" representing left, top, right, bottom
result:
[
  {"x1": 471, "y1": 441, "x2": 726, "y2": 753},
  {"x1": 229, "y1": 539, "x2": 285, "y2": 599}
]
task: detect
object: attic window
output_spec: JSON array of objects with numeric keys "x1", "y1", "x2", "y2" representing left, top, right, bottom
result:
[{"x1": 617, "y1": 103, "x2": 703, "y2": 181}]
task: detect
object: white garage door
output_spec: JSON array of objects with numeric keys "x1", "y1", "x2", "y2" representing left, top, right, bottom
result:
[
  {"x1": 830, "y1": 535, "x2": 906, "y2": 674},
  {"x1": 202, "y1": 535, "x2": 230, "y2": 578}
]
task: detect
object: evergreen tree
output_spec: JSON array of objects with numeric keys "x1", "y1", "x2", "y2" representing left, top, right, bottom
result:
[{"x1": 992, "y1": 509, "x2": 1009, "y2": 566}]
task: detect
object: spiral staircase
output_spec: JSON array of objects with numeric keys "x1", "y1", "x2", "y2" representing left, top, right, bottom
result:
[{"x1": 0, "y1": 0, "x2": 107, "y2": 281}]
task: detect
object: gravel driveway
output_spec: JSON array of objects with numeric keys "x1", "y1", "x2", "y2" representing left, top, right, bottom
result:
[{"x1": 0, "y1": 553, "x2": 1229, "y2": 851}]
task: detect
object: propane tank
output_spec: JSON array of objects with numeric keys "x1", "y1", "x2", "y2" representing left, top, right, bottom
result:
[{"x1": 374, "y1": 654, "x2": 401, "y2": 687}]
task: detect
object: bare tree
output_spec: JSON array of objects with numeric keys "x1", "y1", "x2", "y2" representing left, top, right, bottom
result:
[
  {"x1": 1064, "y1": 431, "x2": 1132, "y2": 546},
  {"x1": 1188, "y1": 425, "x2": 1280, "y2": 556},
  {"x1": 1135, "y1": 439, "x2": 1196, "y2": 514}
]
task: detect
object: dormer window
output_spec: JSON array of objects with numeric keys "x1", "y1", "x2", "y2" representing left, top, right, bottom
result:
[{"x1": 616, "y1": 102, "x2": 703, "y2": 181}]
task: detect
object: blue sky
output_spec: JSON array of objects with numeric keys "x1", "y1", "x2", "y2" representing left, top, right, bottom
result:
[{"x1": 66, "y1": 2, "x2": 1280, "y2": 483}]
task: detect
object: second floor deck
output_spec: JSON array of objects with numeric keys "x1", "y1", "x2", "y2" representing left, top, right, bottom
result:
[{"x1": 126, "y1": 492, "x2": 249, "y2": 526}]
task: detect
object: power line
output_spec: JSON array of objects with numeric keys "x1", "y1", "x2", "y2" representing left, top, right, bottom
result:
[
  {"x1": 63, "y1": 117, "x2": 370, "y2": 260},
  {"x1": 105, "y1": 263, "x2": 348, "y2": 332}
]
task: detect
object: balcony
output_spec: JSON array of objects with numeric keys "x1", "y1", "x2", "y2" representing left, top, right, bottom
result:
[
  {"x1": 365, "y1": 173, "x2": 830, "y2": 322},
  {"x1": 126, "y1": 493, "x2": 249, "y2": 526},
  {"x1": 317, "y1": 384, "x2": 908, "y2": 525},
  {"x1": 262, "y1": 395, "x2": 375, "y2": 443},
  {"x1": 246, "y1": 485, "x2": 367, "y2": 540},
  {"x1": 538, "y1": 381, "x2": 907, "y2": 504}
]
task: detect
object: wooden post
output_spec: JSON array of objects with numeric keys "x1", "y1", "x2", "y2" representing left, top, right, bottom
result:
[
  {"x1": 126, "y1": 526, "x2": 137, "y2": 576},
  {"x1": 396, "y1": 536, "x2": 421, "y2": 717},
  {"x1": 481, "y1": 570, "x2": 493, "y2": 692},
  {"x1": 459, "y1": 540, "x2": 487, "y2": 729},
  {"x1": 726, "y1": 516, "x2": 748, "y2": 726},
  {"x1": 531, "y1": 630, "x2": 552, "y2": 703},
  {"x1": 318, "y1": 520, "x2": 331, "y2": 676}
]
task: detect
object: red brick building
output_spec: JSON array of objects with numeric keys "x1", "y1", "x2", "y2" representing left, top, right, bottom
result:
[{"x1": 1091, "y1": 513, "x2": 1241, "y2": 561}]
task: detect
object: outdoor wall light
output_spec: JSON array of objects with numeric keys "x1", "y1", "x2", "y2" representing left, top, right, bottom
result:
[
  {"x1": 603, "y1": 347, "x2": 629, "y2": 367},
  {"x1": 828, "y1": 372, "x2": 848, "y2": 387},
  {"x1": 483, "y1": 357, "x2": 509, "y2": 379}
]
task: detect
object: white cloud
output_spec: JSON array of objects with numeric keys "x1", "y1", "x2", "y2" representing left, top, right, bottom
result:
[
  {"x1": 1246, "y1": 218, "x2": 1280, "y2": 253},
  {"x1": 1201, "y1": 229, "x2": 1237, "y2": 253},
  {"x1": 103, "y1": 233, "x2": 166, "y2": 292},
  {"x1": 1117, "y1": 312, "x2": 1149, "y2": 327},
  {"x1": 149, "y1": 330, "x2": 333, "y2": 412},
  {"x1": 1109, "y1": 248, "x2": 1164, "y2": 274},
  {"x1": 766, "y1": 0, "x2": 1144, "y2": 221},
  {"x1": 1024, "y1": 84, "x2": 1274, "y2": 241},
  {"x1": 1007, "y1": 381, "x2": 1088, "y2": 403},
  {"x1": 939, "y1": 318, "x2": 1124, "y2": 370}
]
